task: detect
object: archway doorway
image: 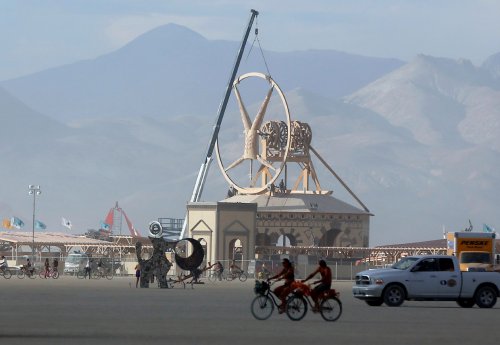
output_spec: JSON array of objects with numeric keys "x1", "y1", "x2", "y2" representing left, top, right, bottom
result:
[
  {"x1": 276, "y1": 234, "x2": 294, "y2": 247},
  {"x1": 318, "y1": 229, "x2": 341, "y2": 247},
  {"x1": 229, "y1": 238, "x2": 243, "y2": 262}
]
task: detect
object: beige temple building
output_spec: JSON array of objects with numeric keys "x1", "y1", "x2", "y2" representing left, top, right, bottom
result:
[
  {"x1": 187, "y1": 193, "x2": 371, "y2": 266},
  {"x1": 184, "y1": 72, "x2": 372, "y2": 267}
]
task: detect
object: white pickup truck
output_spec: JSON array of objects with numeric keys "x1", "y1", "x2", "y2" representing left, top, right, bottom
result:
[{"x1": 352, "y1": 255, "x2": 500, "y2": 308}]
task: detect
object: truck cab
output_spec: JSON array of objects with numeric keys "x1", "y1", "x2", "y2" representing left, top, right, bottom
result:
[{"x1": 446, "y1": 232, "x2": 496, "y2": 271}]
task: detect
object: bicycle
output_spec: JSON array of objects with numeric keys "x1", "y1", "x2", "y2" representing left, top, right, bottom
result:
[
  {"x1": 226, "y1": 269, "x2": 247, "y2": 282},
  {"x1": 251, "y1": 280, "x2": 290, "y2": 320},
  {"x1": 208, "y1": 270, "x2": 224, "y2": 282},
  {"x1": 0, "y1": 267, "x2": 12, "y2": 279},
  {"x1": 17, "y1": 266, "x2": 36, "y2": 279},
  {"x1": 93, "y1": 268, "x2": 113, "y2": 280},
  {"x1": 76, "y1": 269, "x2": 95, "y2": 279},
  {"x1": 285, "y1": 281, "x2": 342, "y2": 322},
  {"x1": 39, "y1": 267, "x2": 60, "y2": 279}
]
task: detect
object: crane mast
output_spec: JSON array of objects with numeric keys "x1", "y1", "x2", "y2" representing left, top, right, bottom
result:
[{"x1": 180, "y1": 9, "x2": 259, "y2": 239}]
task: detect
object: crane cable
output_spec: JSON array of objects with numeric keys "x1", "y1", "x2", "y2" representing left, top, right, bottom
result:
[{"x1": 245, "y1": 18, "x2": 272, "y2": 77}]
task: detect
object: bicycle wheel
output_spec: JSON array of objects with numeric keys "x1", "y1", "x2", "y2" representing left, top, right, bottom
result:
[
  {"x1": 52, "y1": 271, "x2": 60, "y2": 279},
  {"x1": 2, "y1": 270, "x2": 12, "y2": 279},
  {"x1": 251, "y1": 295, "x2": 274, "y2": 320},
  {"x1": 226, "y1": 273, "x2": 234, "y2": 281},
  {"x1": 320, "y1": 297, "x2": 342, "y2": 322},
  {"x1": 77, "y1": 270, "x2": 85, "y2": 279},
  {"x1": 17, "y1": 270, "x2": 25, "y2": 279},
  {"x1": 28, "y1": 270, "x2": 36, "y2": 279},
  {"x1": 105, "y1": 273, "x2": 113, "y2": 280},
  {"x1": 238, "y1": 272, "x2": 247, "y2": 282},
  {"x1": 92, "y1": 272, "x2": 101, "y2": 280},
  {"x1": 286, "y1": 295, "x2": 308, "y2": 321},
  {"x1": 208, "y1": 273, "x2": 217, "y2": 283}
]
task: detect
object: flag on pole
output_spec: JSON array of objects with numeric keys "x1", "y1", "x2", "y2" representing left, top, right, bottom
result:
[
  {"x1": 35, "y1": 220, "x2": 47, "y2": 230},
  {"x1": 100, "y1": 221, "x2": 110, "y2": 231},
  {"x1": 2, "y1": 218, "x2": 12, "y2": 229},
  {"x1": 483, "y1": 224, "x2": 494, "y2": 233},
  {"x1": 10, "y1": 216, "x2": 24, "y2": 229},
  {"x1": 61, "y1": 217, "x2": 72, "y2": 230}
]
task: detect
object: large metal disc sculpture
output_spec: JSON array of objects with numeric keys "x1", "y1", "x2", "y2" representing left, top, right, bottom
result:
[
  {"x1": 174, "y1": 238, "x2": 205, "y2": 271},
  {"x1": 216, "y1": 72, "x2": 292, "y2": 194}
]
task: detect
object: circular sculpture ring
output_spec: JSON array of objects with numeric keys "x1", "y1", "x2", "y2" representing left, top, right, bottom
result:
[{"x1": 215, "y1": 72, "x2": 292, "y2": 194}]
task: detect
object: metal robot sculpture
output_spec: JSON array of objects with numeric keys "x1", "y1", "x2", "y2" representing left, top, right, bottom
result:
[{"x1": 135, "y1": 221, "x2": 205, "y2": 288}]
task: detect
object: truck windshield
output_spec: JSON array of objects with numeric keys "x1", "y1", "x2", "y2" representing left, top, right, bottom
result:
[
  {"x1": 460, "y1": 252, "x2": 491, "y2": 264},
  {"x1": 391, "y1": 257, "x2": 419, "y2": 270}
]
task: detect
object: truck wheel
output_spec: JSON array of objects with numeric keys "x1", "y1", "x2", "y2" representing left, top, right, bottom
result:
[
  {"x1": 365, "y1": 299, "x2": 384, "y2": 307},
  {"x1": 383, "y1": 285, "x2": 405, "y2": 307},
  {"x1": 456, "y1": 298, "x2": 475, "y2": 308},
  {"x1": 474, "y1": 286, "x2": 497, "y2": 308}
]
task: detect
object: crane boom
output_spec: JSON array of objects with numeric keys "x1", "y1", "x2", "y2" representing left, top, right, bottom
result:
[{"x1": 180, "y1": 9, "x2": 259, "y2": 239}]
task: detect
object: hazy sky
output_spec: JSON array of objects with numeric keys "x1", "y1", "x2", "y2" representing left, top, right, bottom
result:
[{"x1": 1, "y1": 0, "x2": 500, "y2": 81}]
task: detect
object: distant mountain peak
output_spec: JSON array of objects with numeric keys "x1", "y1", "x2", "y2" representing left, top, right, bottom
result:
[
  {"x1": 117, "y1": 23, "x2": 208, "y2": 54},
  {"x1": 411, "y1": 54, "x2": 477, "y2": 76},
  {"x1": 142, "y1": 23, "x2": 206, "y2": 41}
]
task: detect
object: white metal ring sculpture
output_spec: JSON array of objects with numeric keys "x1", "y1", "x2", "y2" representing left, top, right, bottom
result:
[{"x1": 216, "y1": 72, "x2": 292, "y2": 194}]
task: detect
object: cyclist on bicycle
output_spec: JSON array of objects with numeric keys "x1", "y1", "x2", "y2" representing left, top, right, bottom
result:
[
  {"x1": 0, "y1": 255, "x2": 7, "y2": 271},
  {"x1": 229, "y1": 260, "x2": 241, "y2": 275},
  {"x1": 301, "y1": 259, "x2": 332, "y2": 312},
  {"x1": 258, "y1": 262, "x2": 271, "y2": 279},
  {"x1": 269, "y1": 258, "x2": 294, "y2": 313},
  {"x1": 97, "y1": 259, "x2": 104, "y2": 275},
  {"x1": 214, "y1": 261, "x2": 224, "y2": 281},
  {"x1": 44, "y1": 258, "x2": 50, "y2": 278},
  {"x1": 25, "y1": 258, "x2": 34, "y2": 276},
  {"x1": 52, "y1": 258, "x2": 59, "y2": 272}
]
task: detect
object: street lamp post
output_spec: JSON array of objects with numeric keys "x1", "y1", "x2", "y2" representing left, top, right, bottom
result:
[{"x1": 28, "y1": 185, "x2": 41, "y2": 263}]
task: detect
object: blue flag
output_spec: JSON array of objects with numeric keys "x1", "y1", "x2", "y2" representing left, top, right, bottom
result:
[
  {"x1": 10, "y1": 216, "x2": 25, "y2": 229},
  {"x1": 100, "y1": 221, "x2": 110, "y2": 231},
  {"x1": 35, "y1": 220, "x2": 47, "y2": 230},
  {"x1": 483, "y1": 224, "x2": 494, "y2": 233}
]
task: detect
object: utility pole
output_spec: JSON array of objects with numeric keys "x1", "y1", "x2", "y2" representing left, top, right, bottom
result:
[{"x1": 28, "y1": 185, "x2": 41, "y2": 263}]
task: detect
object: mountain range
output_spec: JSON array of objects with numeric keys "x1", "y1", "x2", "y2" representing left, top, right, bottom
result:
[{"x1": 1, "y1": 23, "x2": 499, "y2": 245}]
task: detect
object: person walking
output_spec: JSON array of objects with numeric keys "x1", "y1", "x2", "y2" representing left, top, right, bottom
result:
[
  {"x1": 84, "y1": 259, "x2": 91, "y2": 279},
  {"x1": 44, "y1": 258, "x2": 50, "y2": 278},
  {"x1": 135, "y1": 264, "x2": 141, "y2": 288}
]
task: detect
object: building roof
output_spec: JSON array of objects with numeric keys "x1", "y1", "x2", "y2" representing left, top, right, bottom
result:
[
  {"x1": 222, "y1": 193, "x2": 372, "y2": 215},
  {"x1": 377, "y1": 239, "x2": 447, "y2": 249},
  {"x1": 0, "y1": 231, "x2": 112, "y2": 245}
]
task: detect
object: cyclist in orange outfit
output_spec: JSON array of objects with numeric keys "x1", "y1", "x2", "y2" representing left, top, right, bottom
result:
[
  {"x1": 301, "y1": 259, "x2": 332, "y2": 312},
  {"x1": 269, "y1": 258, "x2": 295, "y2": 313}
]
